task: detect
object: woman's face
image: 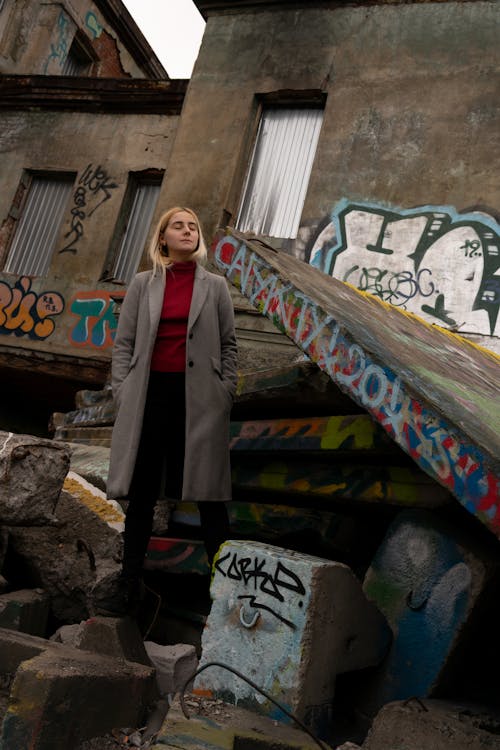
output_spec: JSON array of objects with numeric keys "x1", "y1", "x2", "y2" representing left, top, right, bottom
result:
[{"x1": 161, "y1": 210, "x2": 199, "y2": 262}]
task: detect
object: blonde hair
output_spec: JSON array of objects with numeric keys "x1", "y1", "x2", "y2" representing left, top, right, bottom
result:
[{"x1": 148, "y1": 206, "x2": 208, "y2": 276}]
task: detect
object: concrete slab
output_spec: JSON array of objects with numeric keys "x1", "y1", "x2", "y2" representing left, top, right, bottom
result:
[
  {"x1": 195, "y1": 541, "x2": 390, "y2": 737},
  {"x1": 152, "y1": 693, "x2": 331, "y2": 750},
  {"x1": 361, "y1": 509, "x2": 496, "y2": 715},
  {"x1": 144, "y1": 641, "x2": 198, "y2": 695},
  {"x1": 362, "y1": 699, "x2": 500, "y2": 750},
  {"x1": 0, "y1": 431, "x2": 70, "y2": 525},
  {"x1": 73, "y1": 615, "x2": 151, "y2": 666},
  {"x1": 0, "y1": 589, "x2": 49, "y2": 637},
  {"x1": 0, "y1": 636, "x2": 156, "y2": 750}
]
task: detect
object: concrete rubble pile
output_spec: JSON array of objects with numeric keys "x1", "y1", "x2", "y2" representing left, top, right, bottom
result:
[
  {"x1": 0, "y1": 429, "x2": 195, "y2": 749},
  {"x1": 2, "y1": 428, "x2": 500, "y2": 749}
]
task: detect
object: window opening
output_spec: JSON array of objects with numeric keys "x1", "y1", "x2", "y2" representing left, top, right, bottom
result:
[
  {"x1": 236, "y1": 107, "x2": 323, "y2": 239},
  {"x1": 109, "y1": 178, "x2": 162, "y2": 283},
  {"x1": 4, "y1": 174, "x2": 74, "y2": 277}
]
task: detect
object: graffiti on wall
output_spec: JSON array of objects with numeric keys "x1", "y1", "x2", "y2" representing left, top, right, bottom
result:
[
  {"x1": 43, "y1": 11, "x2": 71, "y2": 73},
  {"x1": 363, "y1": 511, "x2": 473, "y2": 704},
  {"x1": 196, "y1": 541, "x2": 313, "y2": 718},
  {"x1": 214, "y1": 236, "x2": 500, "y2": 534},
  {"x1": 0, "y1": 277, "x2": 64, "y2": 340},
  {"x1": 308, "y1": 200, "x2": 500, "y2": 337},
  {"x1": 68, "y1": 289, "x2": 124, "y2": 349},
  {"x1": 215, "y1": 549, "x2": 306, "y2": 629},
  {"x1": 60, "y1": 164, "x2": 118, "y2": 255},
  {"x1": 85, "y1": 11, "x2": 103, "y2": 39}
]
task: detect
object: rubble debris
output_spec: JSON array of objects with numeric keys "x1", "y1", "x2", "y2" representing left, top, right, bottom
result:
[
  {"x1": 63, "y1": 470, "x2": 124, "y2": 532},
  {"x1": 196, "y1": 540, "x2": 391, "y2": 735},
  {"x1": 144, "y1": 641, "x2": 198, "y2": 695},
  {"x1": 0, "y1": 627, "x2": 156, "y2": 750},
  {"x1": 6, "y1": 486, "x2": 122, "y2": 622},
  {"x1": 359, "y1": 509, "x2": 499, "y2": 716},
  {"x1": 0, "y1": 588, "x2": 49, "y2": 636},
  {"x1": 51, "y1": 615, "x2": 151, "y2": 666},
  {"x1": 0, "y1": 431, "x2": 70, "y2": 525},
  {"x1": 362, "y1": 699, "x2": 500, "y2": 749}
]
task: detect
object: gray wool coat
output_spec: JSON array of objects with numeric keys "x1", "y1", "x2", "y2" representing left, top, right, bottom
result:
[{"x1": 106, "y1": 264, "x2": 238, "y2": 502}]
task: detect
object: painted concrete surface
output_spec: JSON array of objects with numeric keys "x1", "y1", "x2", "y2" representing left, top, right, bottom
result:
[
  {"x1": 195, "y1": 540, "x2": 390, "y2": 735},
  {"x1": 214, "y1": 233, "x2": 500, "y2": 538},
  {"x1": 309, "y1": 199, "x2": 500, "y2": 345},
  {"x1": 361, "y1": 510, "x2": 492, "y2": 713},
  {"x1": 231, "y1": 458, "x2": 449, "y2": 506},
  {"x1": 230, "y1": 415, "x2": 396, "y2": 453}
]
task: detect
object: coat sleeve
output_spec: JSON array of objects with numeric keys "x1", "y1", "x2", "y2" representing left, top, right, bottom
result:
[
  {"x1": 111, "y1": 275, "x2": 142, "y2": 398},
  {"x1": 217, "y1": 276, "x2": 238, "y2": 398}
]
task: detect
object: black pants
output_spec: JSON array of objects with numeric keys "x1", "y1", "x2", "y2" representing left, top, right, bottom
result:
[{"x1": 122, "y1": 371, "x2": 229, "y2": 580}]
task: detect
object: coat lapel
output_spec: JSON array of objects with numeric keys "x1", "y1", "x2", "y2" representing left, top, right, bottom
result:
[
  {"x1": 148, "y1": 271, "x2": 166, "y2": 333},
  {"x1": 188, "y1": 265, "x2": 209, "y2": 329}
]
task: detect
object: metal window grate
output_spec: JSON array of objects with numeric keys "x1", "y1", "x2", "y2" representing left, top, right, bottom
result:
[
  {"x1": 236, "y1": 107, "x2": 323, "y2": 239},
  {"x1": 4, "y1": 176, "x2": 73, "y2": 276},
  {"x1": 111, "y1": 182, "x2": 161, "y2": 283}
]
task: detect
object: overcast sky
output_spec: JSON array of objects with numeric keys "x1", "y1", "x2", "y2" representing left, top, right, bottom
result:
[{"x1": 122, "y1": 0, "x2": 205, "y2": 78}]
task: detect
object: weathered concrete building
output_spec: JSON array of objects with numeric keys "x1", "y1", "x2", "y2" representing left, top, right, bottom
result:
[
  {"x1": 162, "y1": 0, "x2": 500, "y2": 353},
  {"x1": 0, "y1": 0, "x2": 186, "y2": 430},
  {"x1": 1, "y1": 2, "x2": 500, "y2": 745},
  {"x1": 1, "y1": 0, "x2": 499, "y2": 435}
]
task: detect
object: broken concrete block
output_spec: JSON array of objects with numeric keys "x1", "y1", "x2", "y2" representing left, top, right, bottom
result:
[
  {"x1": 49, "y1": 623, "x2": 81, "y2": 645},
  {"x1": 74, "y1": 616, "x2": 151, "y2": 666},
  {"x1": 195, "y1": 540, "x2": 390, "y2": 736},
  {"x1": 0, "y1": 627, "x2": 48, "y2": 678},
  {"x1": 144, "y1": 641, "x2": 198, "y2": 695},
  {"x1": 67, "y1": 442, "x2": 111, "y2": 493},
  {"x1": 0, "y1": 431, "x2": 70, "y2": 525},
  {"x1": 50, "y1": 616, "x2": 150, "y2": 665},
  {"x1": 156, "y1": 693, "x2": 331, "y2": 750},
  {"x1": 361, "y1": 509, "x2": 497, "y2": 715},
  {"x1": 7, "y1": 488, "x2": 122, "y2": 622},
  {"x1": 0, "y1": 642, "x2": 156, "y2": 750},
  {"x1": 0, "y1": 588, "x2": 49, "y2": 636},
  {"x1": 362, "y1": 699, "x2": 500, "y2": 750},
  {"x1": 63, "y1": 471, "x2": 124, "y2": 532}
]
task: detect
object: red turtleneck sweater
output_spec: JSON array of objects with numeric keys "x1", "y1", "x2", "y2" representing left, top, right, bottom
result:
[{"x1": 150, "y1": 261, "x2": 196, "y2": 372}]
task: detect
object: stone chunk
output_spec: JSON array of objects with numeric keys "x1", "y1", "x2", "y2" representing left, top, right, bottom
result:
[
  {"x1": 7, "y1": 488, "x2": 122, "y2": 622},
  {"x1": 73, "y1": 615, "x2": 150, "y2": 666},
  {"x1": 195, "y1": 540, "x2": 390, "y2": 736},
  {"x1": 361, "y1": 509, "x2": 497, "y2": 715},
  {"x1": 0, "y1": 431, "x2": 70, "y2": 525},
  {"x1": 155, "y1": 693, "x2": 327, "y2": 750},
  {"x1": 0, "y1": 627, "x2": 48, "y2": 677},
  {"x1": 362, "y1": 699, "x2": 500, "y2": 750},
  {"x1": 0, "y1": 629, "x2": 156, "y2": 750},
  {"x1": 0, "y1": 588, "x2": 49, "y2": 636},
  {"x1": 144, "y1": 641, "x2": 198, "y2": 695}
]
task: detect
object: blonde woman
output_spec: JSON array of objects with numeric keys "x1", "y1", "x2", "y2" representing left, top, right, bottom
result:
[{"x1": 107, "y1": 207, "x2": 238, "y2": 614}]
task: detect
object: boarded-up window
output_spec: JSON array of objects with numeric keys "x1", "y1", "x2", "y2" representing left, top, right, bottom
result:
[
  {"x1": 236, "y1": 107, "x2": 323, "y2": 239},
  {"x1": 4, "y1": 175, "x2": 74, "y2": 276},
  {"x1": 61, "y1": 37, "x2": 93, "y2": 76},
  {"x1": 110, "y1": 179, "x2": 162, "y2": 284}
]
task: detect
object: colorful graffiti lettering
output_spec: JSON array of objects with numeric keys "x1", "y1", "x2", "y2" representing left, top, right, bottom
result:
[
  {"x1": 308, "y1": 200, "x2": 500, "y2": 337},
  {"x1": 215, "y1": 550, "x2": 306, "y2": 629},
  {"x1": 69, "y1": 290, "x2": 124, "y2": 349},
  {"x1": 60, "y1": 164, "x2": 118, "y2": 254},
  {"x1": 0, "y1": 277, "x2": 64, "y2": 340},
  {"x1": 43, "y1": 11, "x2": 71, "y2": 73},
  {"x1": 215, "y1": 235, "x2": 500, "y2": 536},
  {"x1": 85, "y1": 11, "x2": 103, "y2": 39}
]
